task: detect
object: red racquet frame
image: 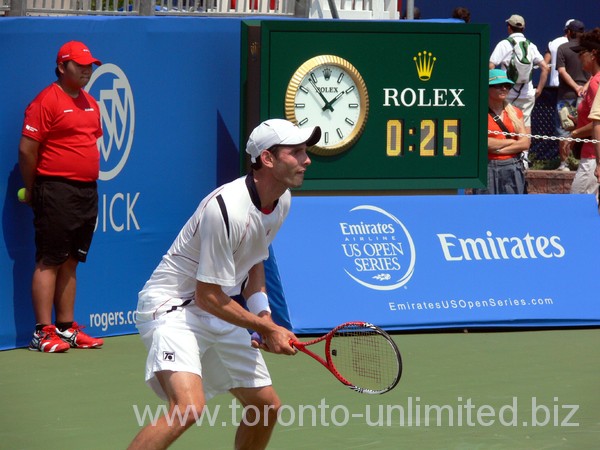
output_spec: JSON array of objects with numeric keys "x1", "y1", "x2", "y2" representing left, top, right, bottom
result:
[{"x1": 254, "y1": 321, "x2": 402, "y2": 394}]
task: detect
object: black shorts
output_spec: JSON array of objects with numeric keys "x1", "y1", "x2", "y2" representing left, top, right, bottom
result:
[{"x1": 32, "y1": 176, "x2": 98, "y2": 265}]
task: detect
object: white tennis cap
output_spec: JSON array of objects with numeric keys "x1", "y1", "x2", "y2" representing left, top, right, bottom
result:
[{"x1": 246, "y1": 119, "x2": 321, "y2": 163}]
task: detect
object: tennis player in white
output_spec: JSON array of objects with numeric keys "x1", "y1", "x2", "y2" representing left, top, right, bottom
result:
[{"x1": 128, "y1": 119, "x2": 321, "y2": 450}]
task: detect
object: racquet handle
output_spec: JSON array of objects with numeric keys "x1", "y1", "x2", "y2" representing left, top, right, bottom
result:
[{"x1": 250, "y1": 332, "x2": 297, "y2": 348}]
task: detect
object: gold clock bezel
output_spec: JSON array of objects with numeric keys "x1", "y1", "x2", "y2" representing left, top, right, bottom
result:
[{"x1": 284, "y1": 55, "x2": 369, "y2": 156}]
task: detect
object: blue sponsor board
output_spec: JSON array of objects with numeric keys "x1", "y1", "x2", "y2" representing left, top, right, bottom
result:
[
  {"x1": 273, "y1": 194, "x2": 600, "y2": 333},
  {"x1": 0, "y1": 17, "x2": 242, "y2": 349}
]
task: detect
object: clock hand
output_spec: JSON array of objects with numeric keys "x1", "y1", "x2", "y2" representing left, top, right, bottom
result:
[
  {"x1": 309, "y1": 78, "x2": 334, "y2": 112},
  {"x1": 321, "y1": 91, "x2": 345, "y2": 112}
]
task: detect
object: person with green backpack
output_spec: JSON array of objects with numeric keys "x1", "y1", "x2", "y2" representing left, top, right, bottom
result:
[{"x1": 489, "y1": 14, "x2": 550, "y2": 167}]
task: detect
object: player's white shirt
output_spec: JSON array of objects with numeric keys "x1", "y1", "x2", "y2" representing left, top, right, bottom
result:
[{"x1": 136, "y1": 174, "x2": 291, "y2": 322}]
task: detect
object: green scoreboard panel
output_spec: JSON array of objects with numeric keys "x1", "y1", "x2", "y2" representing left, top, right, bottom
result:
[{"x1": 241, "y1": 20, "x2": 489, "y2": 191}]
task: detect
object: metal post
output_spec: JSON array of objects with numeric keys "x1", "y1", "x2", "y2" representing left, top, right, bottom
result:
[
  {"x1": 9, "y1": 0, "x2": 27, "y2": 16},
  {"x1": 293, "y1": 0, "x2": 309, "y2": 18},
  {"x1": 139, "y1": 0, "x2": 156, "y2": 15},
  {"x1": 405, "y1": 0, "x2": 413, "y2": 19},
  {"x1": 326, "y1": 0, "x2": 338, "y2": 18}
]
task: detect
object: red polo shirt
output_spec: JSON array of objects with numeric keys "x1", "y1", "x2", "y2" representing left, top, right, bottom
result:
[{"x1": 22, "y1": 83, "x2": 102, "y2": 182}]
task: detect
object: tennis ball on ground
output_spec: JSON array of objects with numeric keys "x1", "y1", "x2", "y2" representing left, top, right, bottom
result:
[{"x1": 17, "y1": 187, "x2": 26, "y2": 203}]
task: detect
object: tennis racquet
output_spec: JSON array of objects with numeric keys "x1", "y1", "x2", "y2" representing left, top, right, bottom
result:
[{"x1": 253, "y1": 321, "x2": 402, "y2": 395}]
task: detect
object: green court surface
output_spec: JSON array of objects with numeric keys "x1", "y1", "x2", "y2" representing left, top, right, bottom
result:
[{"x1": 1, "y1": 329, "x2": 598, "y2": 450}]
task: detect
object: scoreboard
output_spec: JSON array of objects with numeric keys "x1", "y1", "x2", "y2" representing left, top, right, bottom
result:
[{"x1": 241, "y1": 20, "x2": 489, "y2": 191}]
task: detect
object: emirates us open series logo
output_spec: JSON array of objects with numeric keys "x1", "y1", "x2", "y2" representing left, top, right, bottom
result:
[
  {"x1": 86, "y1": 63, "x2": 135, "y2": 181},
  {"x1": 340, "y1": 205, "x2": 416, "y2": 290}
]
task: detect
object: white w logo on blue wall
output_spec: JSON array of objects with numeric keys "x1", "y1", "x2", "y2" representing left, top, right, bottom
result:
[{"x1": 86, "y1": 64, "x2": 136, "y2": 181}]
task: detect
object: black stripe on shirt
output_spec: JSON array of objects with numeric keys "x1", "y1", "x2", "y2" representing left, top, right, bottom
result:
[{"x1": 216, "y1": 194, "x2": 230, "y2": 239}]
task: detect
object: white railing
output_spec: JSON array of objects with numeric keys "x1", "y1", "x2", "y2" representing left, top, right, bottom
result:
[
  {"x1": 0, "y1": 0, "x2": 11, "y2": 14},
  {"x1": 154, "y1": 0, "x2": 294, "y2": 15},
  {"x1": 21, "y1": 0, "x2": 140, "y2": 15},
  {"x1": 308, "y1": 0, "x2": 398, "y2": 20},
  {"x1": 4, "y1": 0, "x2": 296, "y2": 15}
]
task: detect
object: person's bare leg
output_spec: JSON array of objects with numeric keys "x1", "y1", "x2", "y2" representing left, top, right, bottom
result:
[
  {"x1": 31, "y1": 261, "x2": 59, "y2": 325},
  {"x1": 557, "y1": 140, "x2": 571, "y2": 170},
  {"x1": 127, "y1": 371, "x2": 205, "y2": 450},
  {"x1": 54, "y1": 257, "x2": 78, "y2": 323},
  {"x1": 230, "y1": 386, "x2": 281, "y2": 450}
]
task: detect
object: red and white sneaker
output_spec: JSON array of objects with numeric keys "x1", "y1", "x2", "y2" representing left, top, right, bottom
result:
[
  {"x1": 29, "y1": 325, "x2": 70, "y2": 353},
  {"x1": 56, "y1": 322, "x2": 104, "y2": 349}
]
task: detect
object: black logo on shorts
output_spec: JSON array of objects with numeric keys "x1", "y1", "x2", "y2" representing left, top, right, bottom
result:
[{"x1": 163, "y1": 351, "x2": 175, "y2": 362}]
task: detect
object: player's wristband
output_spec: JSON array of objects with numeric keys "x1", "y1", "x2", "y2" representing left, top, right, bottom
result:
[{"x1": 247, "y1": 291, "x2": 271, "y2": 315}]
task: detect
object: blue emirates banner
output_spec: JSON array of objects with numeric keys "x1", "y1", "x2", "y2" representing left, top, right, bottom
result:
[{"x1": 272, "y1": 194, "x2": 600, "y2": 334}]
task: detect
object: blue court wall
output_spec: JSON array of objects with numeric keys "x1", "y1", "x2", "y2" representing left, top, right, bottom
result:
[{"x1": 0, "y1": 17, "x2": 245, "y2": 350}]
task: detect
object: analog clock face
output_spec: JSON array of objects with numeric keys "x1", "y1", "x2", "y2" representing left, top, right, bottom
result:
[{"x1": 285, "y1": 55, "x2": 369, "y2": 156}]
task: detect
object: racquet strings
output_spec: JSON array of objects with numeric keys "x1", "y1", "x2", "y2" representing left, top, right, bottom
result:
[{"x1": 329, "y1": 324, "x2": 400, "y2": 392}]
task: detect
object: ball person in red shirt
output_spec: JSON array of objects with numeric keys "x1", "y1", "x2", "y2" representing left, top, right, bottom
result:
[{"x1": 19, "y1": 41, "x2": 105, "y2": 353}]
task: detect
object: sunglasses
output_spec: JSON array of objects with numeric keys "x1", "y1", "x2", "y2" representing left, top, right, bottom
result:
[{"x1": 491, "y1": 83, "x2": 512, "y2": 90}]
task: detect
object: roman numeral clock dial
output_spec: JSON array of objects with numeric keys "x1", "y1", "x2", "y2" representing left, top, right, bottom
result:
[{"x1": 285, "y1": 55, "x2": 369, "y2": 156}]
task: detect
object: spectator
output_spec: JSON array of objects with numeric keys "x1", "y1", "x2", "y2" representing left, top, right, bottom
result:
[
  {"x1": 452, "y1": 7, "x2": 470, "y2": 23},
  {"x1": 543, "y1": 19, "x2": 572, "y2": 169},
  {"x1": 555, "y1": 19, "x2": 589, "y2": 171},
  {"x1": 19, "y1": 41, "x2": 105, "y2": 353},
  {"x1": 545, "y1": 20, "x2": 573, "y2": 90},
  {"x1": 567, "y1": 28, "x2": 600, "y2": 197},
  {"x1": 590, "y1": 91, "x2": 600, "y2": 186},
  {"x1": 473, "y1": 69, "x2": 530, "y2": 195},
  {"x1": 489, "y1": 14, "x2": 550, "y2": 167}
]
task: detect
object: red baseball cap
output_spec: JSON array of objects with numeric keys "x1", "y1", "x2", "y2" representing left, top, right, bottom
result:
[{"x1": 56, "y1": 41, "x2": 102, "y2": 66}]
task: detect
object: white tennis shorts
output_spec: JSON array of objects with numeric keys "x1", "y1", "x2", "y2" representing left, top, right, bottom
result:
[{"x1": 137, "y1": 306, "x2": 272, "y2": 401}]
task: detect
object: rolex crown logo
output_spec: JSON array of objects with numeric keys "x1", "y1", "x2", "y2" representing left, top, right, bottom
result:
[
  {"x1": 413, "y1": 50, "x2": 436, "y2": 81},
  {"x1": 323, "y1": 67, "x2": 332, "y2": 81}
]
